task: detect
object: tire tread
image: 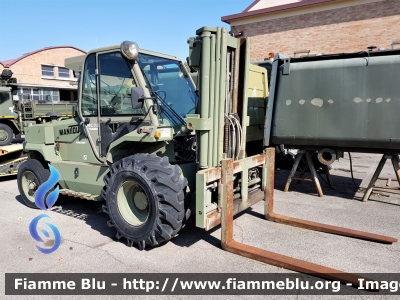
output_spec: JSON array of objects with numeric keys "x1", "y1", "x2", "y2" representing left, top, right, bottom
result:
[{"x1": 102, "y1": 153, "x2": 187, "y2": 249}]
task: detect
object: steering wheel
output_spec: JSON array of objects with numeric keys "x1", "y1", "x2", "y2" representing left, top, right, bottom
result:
[{"x1": 186, "y1": 107, "x2": 196, "y2": 115}]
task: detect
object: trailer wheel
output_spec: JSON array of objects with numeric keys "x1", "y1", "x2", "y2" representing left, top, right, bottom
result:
[
  {"x1": 0, "y1": 124, "x2": 13, "y2": 146},
  {"x1": 102, "y1": 153, "x2": 188, "y2": 250},
  {"x1": 17, "y1": 159, "x2": 50, "y2": 209}
]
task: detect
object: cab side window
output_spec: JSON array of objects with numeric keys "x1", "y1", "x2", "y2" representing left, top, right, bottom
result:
[
  {"x1": 0, "y1": 92, "x2": 10, "y2": 104},
  {"x1": 81, "y1": 54, "x2": 98, "y2": 116}
]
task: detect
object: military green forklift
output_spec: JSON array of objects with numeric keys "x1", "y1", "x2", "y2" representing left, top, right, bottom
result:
[
  {"x1": 17, "y1": 26, "x2": 397, "y2": 285},
  {"x1": 17, "y1": 26, "x2": 268, "y2": 248}
]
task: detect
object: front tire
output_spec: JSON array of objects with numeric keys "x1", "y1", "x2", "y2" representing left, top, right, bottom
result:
[
  {"x1": 102, "y1": 153, "x2": 188, "y2": 249},
  {"x1": 0, "y1": 124, "x2": 14, "y2": 146},
  {"x1": 17, "y1": 159, "x2": 50, "y2": 208}
]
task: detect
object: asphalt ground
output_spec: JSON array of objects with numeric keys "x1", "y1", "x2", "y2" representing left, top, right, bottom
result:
[{"x1": 0, "y1": 152, "x2": 399, "y2": 299}]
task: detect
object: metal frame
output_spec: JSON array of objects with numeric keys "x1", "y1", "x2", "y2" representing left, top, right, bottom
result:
[
  {"x1": 221, "y1": 147, "x2": 397, "y2": 285},
  {"x1": 196, "y1": 154, "x2": 266, "y2": 229},
  {"x1": 362, "y1": 154, "x2": 400, "y2": 202},
  {"x1": 283, "y1": 150, "x2": 333, "y2": 197}
]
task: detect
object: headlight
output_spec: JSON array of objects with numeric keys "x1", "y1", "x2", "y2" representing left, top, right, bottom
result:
[{"x1": 120, "y1": 41, "x2": 140, "y2": 61}]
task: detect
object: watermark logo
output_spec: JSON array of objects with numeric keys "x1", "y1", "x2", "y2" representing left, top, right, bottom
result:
[{"x1": 28, "y1": 165, "x2": 61, "y2": 254}]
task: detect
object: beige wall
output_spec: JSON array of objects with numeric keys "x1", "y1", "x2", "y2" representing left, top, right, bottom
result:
[
  {"x1": 1, "y1": 47, "x2": 85, "y2": 88},
  {"x1": 231, "y1": 0, "x2": 400, "y2": 60}
]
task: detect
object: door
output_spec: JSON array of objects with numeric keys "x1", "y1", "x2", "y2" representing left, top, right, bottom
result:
[
  {"x1": 80, "y1": 51, "x2": 140, "y2": 160},
  {"x1": 80, "y1": 53, "x2": 101, "y2": 158}
]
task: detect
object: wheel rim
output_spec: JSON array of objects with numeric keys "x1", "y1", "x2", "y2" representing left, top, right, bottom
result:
[
  {"x1": 0, "y1": 129, "x2": 9, "y2": 142},
  {"x1": 117, "y1": 181, "x2": 150, "y2": 226},
  {"x1": 21, "y1": 171, "x2": 39, "y2": 203}
]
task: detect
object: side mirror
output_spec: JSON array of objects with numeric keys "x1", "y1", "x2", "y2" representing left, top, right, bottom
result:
[
  {"x1": 73, "y1": 71, "x2": 81, "y2": 80},
  {"x1": 131, "y1": 87, "x2": 144, "y2": 109}
]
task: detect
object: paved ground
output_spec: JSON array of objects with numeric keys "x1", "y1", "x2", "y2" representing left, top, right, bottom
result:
[{"x1": 0, "y1": 152, "x2": 399, "y2": 299}]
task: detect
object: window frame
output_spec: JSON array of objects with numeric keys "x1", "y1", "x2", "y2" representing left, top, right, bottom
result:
[
  {"x1": 58, "y1": 67, "x2": 70, "y2": 78},
  {"x1": 80, "y1": 54, "x2": 98, "y2": 117},
  {"x1": 41, "y1": 65, "x2": 54, "y2": 77},
  {"x1": 0, "y1": 92, "x2": 10, "y2": 104},
  {"x1": 19, "y1": 87, "x2": 59, "y2": 103}
]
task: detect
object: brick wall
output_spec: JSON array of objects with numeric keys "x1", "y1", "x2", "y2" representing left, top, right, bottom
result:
[{"x1": 232, "y1": 0, "x2": 400, "y2": 60}]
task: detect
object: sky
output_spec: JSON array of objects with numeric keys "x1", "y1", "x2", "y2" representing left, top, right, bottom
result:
[{"x1": 0, "y1": 0, "x2": 250, "y2": 62}]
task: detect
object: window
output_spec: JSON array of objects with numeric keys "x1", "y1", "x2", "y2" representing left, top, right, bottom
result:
[
  {"x1": 21, "y1": 88, "x2": 31, "y2": 101},
  {"x1": 98, "y1": 51, "x2": 140, "y2": 116},
  {"x1": 32, "y1": 88, "x2": 39, "y2": 101},
  {"x1": 42, "y1": 65, "x2": 54, "y2": 77},
  {"x1": 19, "y1": 88, "x2": 59, "y2": 103},
  {"x1": 58, "y1": 67, "x2": 70, "y2": 78},
  {"x1": 138, "y1": 53, "x2": 197, "y2": 132},
  {"x1": 40, "y1": 89, "x2": 59, "y2": 103},
  {"x1": 81, "y1": 54, "x2": 97, "y2": 116},
  {"x1": 0, "y1": 92, "x2": 10, "y2": 104}
]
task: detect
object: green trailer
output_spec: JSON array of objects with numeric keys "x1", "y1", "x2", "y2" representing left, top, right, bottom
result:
[{"x1": 266, "y1": 50, "x2": 400, "y2": 160}]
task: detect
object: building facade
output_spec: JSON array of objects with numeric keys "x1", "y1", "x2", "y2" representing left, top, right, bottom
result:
[
  {"x1": 222, "y1": 0, "x2": 400, "y2": 61},
  {"x1": 0, "y1": 46, "x2": 86, "y2": 102}
]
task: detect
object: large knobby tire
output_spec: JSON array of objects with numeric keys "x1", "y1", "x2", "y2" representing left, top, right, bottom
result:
[
  {"x1": 0, "y1": 124, "x2": 13, "y2": 146},
  {"x1": 17, "y1": 159, "x2": 50, "y2": 209},
  {"x1": 102, "y1": 153, "x2": 188, "y2": 250}
]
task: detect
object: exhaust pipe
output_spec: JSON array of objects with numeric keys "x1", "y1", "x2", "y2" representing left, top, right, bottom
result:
[{"x1": 317, "y1": 148, "x2": 336, "y2": 165}]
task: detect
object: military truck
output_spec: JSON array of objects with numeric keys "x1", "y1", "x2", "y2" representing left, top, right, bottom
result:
[
  {"x1": 0, "y1": 69, "x2": 76, "y2": 146},
  {"x1": 17, "y1": 26, "x2": 397, "y2": 284}
]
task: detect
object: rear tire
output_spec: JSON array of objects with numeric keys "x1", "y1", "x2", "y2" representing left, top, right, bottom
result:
[
  {"x1": 0, "y1": 124, "x2": 13, "y2": 146},
  {"x1": 102, "y1": 153, "x2": 188, "y2": 250},
  {"x1": 17, "y1": 159, "x2": 50, "y2": 209}
]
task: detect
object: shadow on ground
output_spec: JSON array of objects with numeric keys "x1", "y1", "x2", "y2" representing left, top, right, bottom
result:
[
  {"x1": 274, "y1": 168, "x2": 363, "y2": 200},
  {"x1": 12, "y1": 165, "x2": 394, "y2": 251}
]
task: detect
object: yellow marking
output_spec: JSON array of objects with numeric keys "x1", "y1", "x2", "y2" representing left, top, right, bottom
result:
[{"x1": 0, "y1": 170, "x2": 18, "y2": 175}]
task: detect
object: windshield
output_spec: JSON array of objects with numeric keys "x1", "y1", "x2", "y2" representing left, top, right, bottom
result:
[{"x1": 138, "y1": 53, "x2": 198, "y2": 132}]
